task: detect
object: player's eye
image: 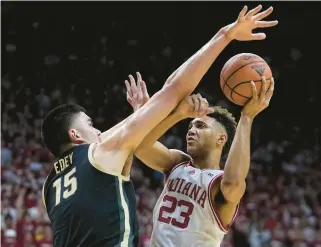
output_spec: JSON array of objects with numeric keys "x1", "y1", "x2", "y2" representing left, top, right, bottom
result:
[{"x1": 196, "y1": 122, "x2": 206, "y2": 129}]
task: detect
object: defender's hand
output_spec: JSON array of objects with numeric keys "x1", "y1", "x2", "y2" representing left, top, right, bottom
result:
[
  {"x1": 174, "y1": 94, "x2": 214, "y2": 119},
  {"x1": 225, "y1": 5, "x2": 278, "y2": 41},
  {"x1": 242, "y1": 76, "x2": 275, "y2": 119},
  {"x1": 125, "y1": 72, "x2": 150, "y2": 112}
]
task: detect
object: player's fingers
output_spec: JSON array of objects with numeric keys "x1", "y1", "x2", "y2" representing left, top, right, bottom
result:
[
  {"x1": 238, "y1": 5, "x2": 248, "y2": 19},
  {"x1": 136, "y1": 79, "x2": 143, "y2": 94},
  {"x1": 251, "y1": 33, "x2": 266, "y2": 40},
  {"x1": 250, "y1": 81, "x2": 258, "y2": 101},
  {"x1": 263, "y1": 78, "x2": 275, "y2": 106},
  {"x1": 198, "y1": 98, "x2": 207, "y2": 115},
  {"x1": 137, "y1": 84, "x2": 143, "y2": 100},
  {"x1": 126, "y1": 92, "x2": 133, "y2": 104},
  {"x1": 185, "y1": 95, "x2": 192, "y2": 104},
  {"x1": 129, "y1": 74, "x2": 137, "y2": 89},
  {"x1": 253, "y1": 6, "x2": 273, "y2": 21},
  {"x1": 205, "y1": 107, "x2": 215, "y2": 115},
  {"x1": 266, "y1": 77, "x2": 275, "y2": 98},
  {"x1": 196, "y1": 94, "x2": 202, "y2": 112},
  {"x1": 125, "y1": 80, "x2": 133, "y2": 98},
  {"x1": 255, "y1": 20, "x2": 278, "y2": 28},
  {"x1": 198, "y1": 101, "x2": 207, "y2": 117},
  {"x1": 136, "y1": 72, "x2": 142, "y2": 82},
  {"x1": 129, "y1": 75, "x2": 138, "y2": 96},
  {"x1": 140, "y1": 80, "x2": 149, "y2": 98},
  {"x1": 259, "y1": 76, "x2": 267, "y2": 103},
  {"x1": 202, "y1": 98, "x2": 209, "y2": 108},
  {"x1": 245, "y1": 5, "x2": 262, "y2": 20},
  {"x1": 191, "y1": 94, "x2": 200, "y2": 112},
  {"x1": 196, "y1": 94, "x2": 206, "y2": 112}
]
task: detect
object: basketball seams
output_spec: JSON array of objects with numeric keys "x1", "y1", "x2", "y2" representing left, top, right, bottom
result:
[
  {"x1": 230, "y1": 78, "x2": 272, "y2": 103},
  {"x1": 222, "y1": 60, "x2": 266, "y2": 93},
  {"x1": 224, "y1": 79, "x2": 250, "y2": 99}
]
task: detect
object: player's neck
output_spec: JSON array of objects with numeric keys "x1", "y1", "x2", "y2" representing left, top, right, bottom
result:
[
  {"x1": 192, "y1": 148, "x2": 222, "y2": 170},
  {"x1": 59, "y1": 143, "x2": 76, "y2": 156}
]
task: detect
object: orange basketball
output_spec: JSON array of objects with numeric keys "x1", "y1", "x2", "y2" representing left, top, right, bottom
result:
[{"x1": 220, "y1": 53, "x2": 273, "y2": 106}]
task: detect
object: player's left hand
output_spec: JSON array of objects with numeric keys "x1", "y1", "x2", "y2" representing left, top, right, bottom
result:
[
  {"x1": 174, "y1": 94, "x2": 214, "y2": 119},
  {"x1": 125, "y1": 72, "x2": 150, "y2": 112},
  {"x1": 224, "y1": 5, "x2": 278, "y2": 41},
  {"x1": 241, "y1": 76, "x2": 275, "y2": 119}
]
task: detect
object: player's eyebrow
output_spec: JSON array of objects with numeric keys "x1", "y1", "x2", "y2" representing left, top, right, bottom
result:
[
  {"x1": 194, "y1": 119, "x2": 208, "y2": 126},
  {"x1": 188, "y1": 119, "x2": 208, "y2": 129},
  {"x1": 88, "y1": 118, "x2": 93, "y2": 125}
]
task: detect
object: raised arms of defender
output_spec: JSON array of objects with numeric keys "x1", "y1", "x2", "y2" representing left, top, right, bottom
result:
[
  {"x1": 93, "y1": 5, "x2": 278, "y2": 176},
  {"x1": 127, "y1": 5, "x2": 278, "y2": 171}
]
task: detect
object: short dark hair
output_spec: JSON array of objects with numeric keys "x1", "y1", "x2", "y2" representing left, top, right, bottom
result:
[
  {"x1": 208, "y1": 106, "x2": 237, "y2": 156},
  {"x1": 41, "y1": 104, "x2": 86, "y2": 157}
]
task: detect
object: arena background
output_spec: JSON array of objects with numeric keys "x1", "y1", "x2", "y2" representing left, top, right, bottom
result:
[{"x1": 1, "y1": 2, "x2": 320, "y2": 247}]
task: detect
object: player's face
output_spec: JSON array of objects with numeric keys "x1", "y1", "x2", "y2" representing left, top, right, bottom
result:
[
  {"x1": 186, "y1": 117, "x2": 225, "y2": 157},
  {"x1": 70, "y1": 112, "x2": 101, "y2": 144}
]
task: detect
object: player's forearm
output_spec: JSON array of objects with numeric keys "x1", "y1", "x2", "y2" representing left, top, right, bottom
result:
[
  {"x1": 135, "y1": 112, "x2": 184, "y2": 153},
  {"x1": 223, "y1": 114, "x2": 253, "y2": 183},
  {"x1": 165, "y1": 28, "x2": 231, "y2": 97}
]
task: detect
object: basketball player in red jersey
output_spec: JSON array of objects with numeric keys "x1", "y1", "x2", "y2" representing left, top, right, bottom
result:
[
  {"x1": 127, "y1": 75, "x2": 274, "y2": 246},
  {"x1": 124, "y1": 6, "x2": 276, "y2": 245}
]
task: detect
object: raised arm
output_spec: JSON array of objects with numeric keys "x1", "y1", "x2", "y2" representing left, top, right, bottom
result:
[
  {"x1": 125, "y1": 75, "x2": 213, "y2": 173},
  {"x1": 93, "y1": 5, "x2": 278, "y2": 174},
  {"x1": 220, "y1": 76, "x2": 275, "y2": 204},
  {"x1": 99, "y1": 5, "x2": 277, "y2": 149}
]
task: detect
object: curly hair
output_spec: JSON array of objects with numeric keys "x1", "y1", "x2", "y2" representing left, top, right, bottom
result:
[{"x1": 207, "y1": 106, "x2": 237, "y2": 156}]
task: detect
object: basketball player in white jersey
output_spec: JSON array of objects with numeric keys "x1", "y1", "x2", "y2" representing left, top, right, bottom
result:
[
  {"x1": 126, "y1": 74, "x2": 274, "y2": 247},
  {"x1": 124, "y1": 5, "x2": 276, "y2": 244}
]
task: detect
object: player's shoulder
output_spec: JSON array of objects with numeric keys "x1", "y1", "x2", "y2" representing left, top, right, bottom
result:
[
  {"x1": 206, "y1": 168, "x2": 224, "y2": 176},
  {"x1": 169, "y1": 149, "x2": 191, "y2": 164},
  {"x1": 165, "y1": 149, "x2": 191, "y2": 175},
  {"x1": 87, "y1": 142, "x2": 131, "y2": 181},
  {"x1": 203, "y1": 169, "x2": 224, "y2": 181}
]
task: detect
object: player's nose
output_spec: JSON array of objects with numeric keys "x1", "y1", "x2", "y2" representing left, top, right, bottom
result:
[{"x1": 187, "y1": 128, "x2": 196, "y2": 137}]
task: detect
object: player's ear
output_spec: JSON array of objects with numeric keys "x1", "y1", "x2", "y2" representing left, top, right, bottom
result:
[
  {"x1": 68, "y1": 128, "x2": 84, "y2": 144},
  {"x1": 216, "y1": 133, "x2": 227, "y2": 145}
]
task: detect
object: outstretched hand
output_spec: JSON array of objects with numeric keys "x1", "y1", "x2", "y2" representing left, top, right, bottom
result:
[
  {"x1": 242, "y1": 76, "x2": 275, "y2": 119},
  {"x1": 225, "y1": 5, "x2": 278, "y2": 41},
  {"x1": 125, "y1": 72, "x2": 150, "y2": 112}
]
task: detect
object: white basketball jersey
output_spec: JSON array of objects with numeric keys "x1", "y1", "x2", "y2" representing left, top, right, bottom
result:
[{"x1": 150, "y1": 162, "x2": 239, "y2": 247}]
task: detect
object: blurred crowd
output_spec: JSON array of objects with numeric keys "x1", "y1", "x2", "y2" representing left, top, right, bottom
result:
[{"x1": 2, "y1": 2, "x2": 320, "y2": 247}]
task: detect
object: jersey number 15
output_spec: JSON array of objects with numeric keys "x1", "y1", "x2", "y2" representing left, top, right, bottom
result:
[{"x1": 53, "y1": 167, "x2": 77, "y2": 206}]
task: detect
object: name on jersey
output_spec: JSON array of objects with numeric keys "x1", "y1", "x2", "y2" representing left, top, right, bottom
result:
[
  {"x1": 54, "y1": 152, "x2": 73, "y2": 174},
  {"x1": 166, "y1": 177, "x2": 207, "y2": 208}
]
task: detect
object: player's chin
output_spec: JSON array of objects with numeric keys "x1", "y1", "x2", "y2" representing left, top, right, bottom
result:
[{"x1": 186, "y1": 144, "x2": 198, "y2": 156}]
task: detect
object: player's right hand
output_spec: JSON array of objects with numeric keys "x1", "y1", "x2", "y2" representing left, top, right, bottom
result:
[
  {"x1": 174, "y1": 94, "x2": 214, "y2": 119},
  {"x1": 125, "y1": 72, "x2": 150, "y2": 112},
  {"x1": 224, "y1": 5, "x2": 278, "y2": 41},
  {"x1": 241, "y1": 76, "x2": 275, "y2": 119}
]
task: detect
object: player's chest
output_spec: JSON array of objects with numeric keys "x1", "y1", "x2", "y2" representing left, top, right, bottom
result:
[
  {"x1": 164, "y1": 172, "x2": 212, "y2": 208},
  {"x1": 169, "y1": 166, "x2": 217, "y2": 188}
]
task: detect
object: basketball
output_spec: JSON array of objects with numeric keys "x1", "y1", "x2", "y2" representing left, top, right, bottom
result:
[{"x1": 220, "y1": 53, "x2": 273, "y2": 106}]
